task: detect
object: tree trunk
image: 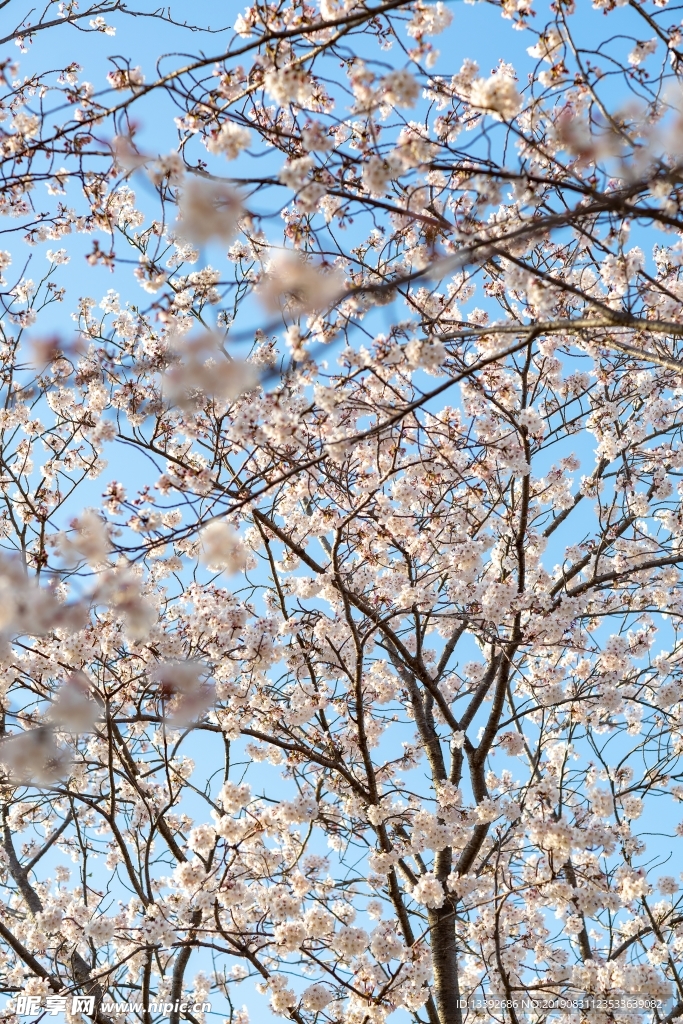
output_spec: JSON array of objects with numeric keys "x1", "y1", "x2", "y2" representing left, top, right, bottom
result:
[
  {"x1": 429, "y1": 846, "x2": 462, "y2": 1024},
  {"x1": 429, "y1": 901, "x2": 462, "y2": 1024}
]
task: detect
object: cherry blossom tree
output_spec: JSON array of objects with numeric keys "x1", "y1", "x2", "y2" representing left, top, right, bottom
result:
[{"x1": 5, "y1": 2, "x2": 683, "y2": 1024}]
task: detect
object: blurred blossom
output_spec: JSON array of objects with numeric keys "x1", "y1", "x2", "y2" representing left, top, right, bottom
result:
[
  {"x1": 0, "y1": 727, "x2": 71, "y2": 784},
  {"x1": 152, "y1": 660, "x2": 214, "y2": 725},
  {"x1": 111, "y1": 134, "x2": 149, "y2": 174},
  {"x1": 28, "y1": 333, "x2": 81, "y2": 368},
  {"x1": 50, "y1": 672, "x2": 100, "y2": 732},
  {"x1": 0, "y1": 556, "x2": 86, "y2": 637},
  {"x1": 56, "y1": 510, "x2": 110, "y2": 567},
  {"x1": 164, "y1": 331, "x2": 259, "y2": 409},
  {"x1": 199, "y1": 521, "x2": 248, "y2": 574},
  {"x1": 257, "y1": 252, "x2": 344, "y2": 313},
  {"x1": 176, "y1": 179, "x2": 243, "y2": 244},
  {"x1": 96, "y1": 565, "x2": 156, "y2": 640}
]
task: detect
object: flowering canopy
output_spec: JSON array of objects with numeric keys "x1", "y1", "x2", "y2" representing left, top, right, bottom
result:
[{"x1": 2, "y1": 2, "x2": 683, "y2": 1024}]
